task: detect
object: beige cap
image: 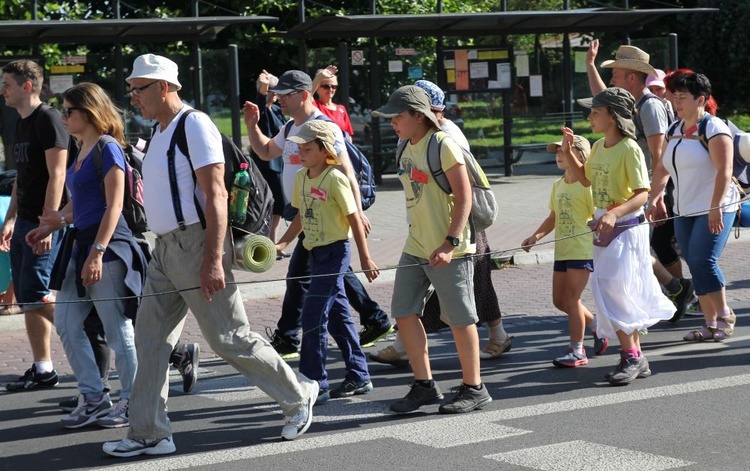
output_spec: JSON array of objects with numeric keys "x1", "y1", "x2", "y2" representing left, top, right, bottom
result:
[
  {"x1": 600, "y1": 45, "x2": 657, "y2": 77},
  {"x1": 286, "y1": 120, "x2": 340, "y2": 165},
  {"x1": 547, "y1": 134, "x2": 592, "y2": 159}
]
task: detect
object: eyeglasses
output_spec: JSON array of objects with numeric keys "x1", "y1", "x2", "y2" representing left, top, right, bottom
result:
[
  {"x1": 320, "y1": 84, "x2": 338, "y2": 91},
  {"x1": 277, "y1": 91, "x2": 301, "y2": 100},
  {"x1": 128, "y1": 80, "x2": 159, "y2": 97},
  {"x1": 61, "y1": 107, "x2": 81, "y2": 118}
]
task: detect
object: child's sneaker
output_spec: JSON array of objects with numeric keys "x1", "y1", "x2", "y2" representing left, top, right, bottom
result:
[
  {"x1": 97, "y1": 399, "x2": 129, "y2": 428},
  {"x1": 330, "y1": 379, "x2": 373, "y2": 398},
  {"x1": 61, "y1": 393, "x2": 113, "y2": 429},
  {"x1": 552, "y1": 348, "x2": 588, "y2": 368},
  {"x1": 592, "y1": 333, "x2": 608, "y2": 356}
]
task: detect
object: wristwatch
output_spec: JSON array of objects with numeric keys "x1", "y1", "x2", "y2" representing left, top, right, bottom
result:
[
  {"x1": 93, "y1": 243, "x2": 107, "y2": 253},
  {"x1": 445, "y1": 236, "x2": 460, "y2": 247}
]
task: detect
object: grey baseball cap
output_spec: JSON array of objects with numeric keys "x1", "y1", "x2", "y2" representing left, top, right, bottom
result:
[
  {"x1": 577, "y1": 87, "x2": 637, "y2": 140},
  {"x1": 270, "y1": 70, "x2": 312, "y2": 94},
  {"x1": 371, "y1": 85, "x2": 441, "y2": 129}
]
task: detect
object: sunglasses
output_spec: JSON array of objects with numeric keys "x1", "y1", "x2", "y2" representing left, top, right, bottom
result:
[
  {"x1": 61, "y1": 107, "x2": 81, "y2": 118},
  {"x1": 320, "y1": 84, "x2": 338, "y2": 91},
  {"x1": 128, "y1": 80, "x2": 159, "y2": 97}
]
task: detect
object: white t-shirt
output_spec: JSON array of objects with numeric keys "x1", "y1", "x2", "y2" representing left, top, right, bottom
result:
[
  {"x1": 142, "y1": 106, "x2": 224, "y2": 235},
  {"x1": 440, "y1": 119, "x2": 470, "y2": 152},
  {"x1": 663, "y1": 116, "x2": 739, "y2": 215},
  {"x1": 272, "y1": 111, "x2": 346, "y2": 204}
]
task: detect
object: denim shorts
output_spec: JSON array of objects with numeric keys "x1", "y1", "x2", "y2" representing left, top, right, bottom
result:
[
  {"x1": 10, "y1": 217, "x2": 61, "y2": 309},
  {"x1": 553, "y1": 259, "x2": 594, "y2": 272}
]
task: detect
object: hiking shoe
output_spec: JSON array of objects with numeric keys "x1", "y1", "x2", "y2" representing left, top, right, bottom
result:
[
  {"x1": 390, "y1": 382, "x2": 444, "y2": 414},
  {"x1": 359, "y1": 324, "x2": 394, "y2": 348},
  {"x1": 607, "y1": 352, "x2": 651, "y2": 386},
  {"x1": 281, "y1": 379, "x2": 318, "y2": 440},
  {"x1": 552, "y1": 348, "x2": 588, "y2": 368},
  {"x1": 438, "y1": 383, "x2": 492, "y2": 414},
  {"x1": 266, "y1": 327, "x2": 300, "y2": 359},
  {"x1": 480, "y1": 336, "x2": 513, "y2": 360},
  {"x1": 61, "y1": 393, "x2": 113, "y2": 429},
  {"x1": 592, "y1": 333, "x2": 609, "y2": 356},
  {"x1": 176, "y1": 343, "x2": 200, "y2": 394},
  {"x1": 97, "y1": 399, "x2": 129, "y2": 428},
  {"x1": 103, "y1": 436, "x2": 176, "y2": 457},
  {"x1": 6, "y1": 364, "x2": 59, "y2": 391},
  {"x1": 330, "y1": 379, "x2": 373, "y2": 398},
  {"x1": 369, "y1": 345, "x2": 409, "y2": 367},
  {"x1": 59, "y1": 395, "x2": 80, "y2": 413},
  {"x1": 668, "y1": 278, "x2": 694, "y2": 323},
  {"x1": 315, "y1": 388, "x2": 330, "y2": 405}
]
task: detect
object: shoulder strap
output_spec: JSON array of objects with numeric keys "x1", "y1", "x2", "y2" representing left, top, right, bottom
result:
[
  {"x1": 283, "y1": 120, "x2": 294, "y2": 139},
  {"x1": 92, "y1": 135, "x2": 121, "y2": 201},
  {"x1": 428, "y1": 132, "x2": 451, "y2": 195},
  {"x1": 666, "y1": 120, "x2": 681, "y2": 141},
  {"x1": 167, "y1": 109, "x2": 202, "y2": 230}
]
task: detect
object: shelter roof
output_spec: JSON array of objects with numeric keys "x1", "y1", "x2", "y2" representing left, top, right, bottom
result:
[
  {"x1": 0, "y1": 16, "x2": 277, "y2": 45},
  {"x1": 283, "y1": 8, "x2": 717, "y2": 39}
]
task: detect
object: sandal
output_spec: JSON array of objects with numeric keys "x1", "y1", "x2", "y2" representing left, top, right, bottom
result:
[
  {"x1": 683, "y1": 325, "x2": 716, "y2": 342},
  {"x1": 715, "y1": 310, "x2": 737, "y2": 341}
]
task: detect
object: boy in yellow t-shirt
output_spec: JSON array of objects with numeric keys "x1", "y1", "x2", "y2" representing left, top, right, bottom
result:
[{"x1": 276, "y1": 120, "x2": 379, "y2": 402}]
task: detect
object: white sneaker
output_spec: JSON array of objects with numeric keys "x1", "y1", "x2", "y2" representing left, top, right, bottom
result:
[
  {"x1": 102, "y1": 436, "x2": 176, "y2": 457},
  {"x1": 281, "y1": 379, "x2": 318, "y2": 440},
  {"x1": 61, "y1": 393, "x2": 112, "y2": 429},
  {"x1": 97, "y1": 399, "x2": 129, "y2": 428}
]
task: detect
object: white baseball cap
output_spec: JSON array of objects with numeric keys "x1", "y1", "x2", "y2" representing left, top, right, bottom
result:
[{"x1": 127, "y1": 54, "x2": 181, "y2": 90}]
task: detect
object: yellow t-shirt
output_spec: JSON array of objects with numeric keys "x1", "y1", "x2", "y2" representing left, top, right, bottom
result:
[
  {"x1": 548, "y1": 177, "x2": 594, "y2": 261},
  {"x1": 399, "y1": 130, "x2": 475, "y2": 259},
  {"x1": 584, "y1": 137, "x2": 650, "y2": 210},
  {"x1": 291, "y1": 166, "x2": 357, "y2": 250}
]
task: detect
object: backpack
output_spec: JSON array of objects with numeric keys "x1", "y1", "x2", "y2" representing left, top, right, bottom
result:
[
  {"x1": 396, "y1": 131, "x2": 498, "y2": 232},
  {"x1": 168, "y1": 109, "x2": 274, "y2": 237},
  {"x1": 92, "y1": 135, "x2": 148, "y2": 235},
  {"x1": 0, "y1": 170, "x2": 16, "y2": 196},
  {"x1": 666, "y1": 114, "x2": 750, "y2": 189},
  {"x1": 283, "y1": 115, "x2": 376, "y2": 210},
  {"x1": 634, "y1": 93, "x2": 675, "y2": 141}
]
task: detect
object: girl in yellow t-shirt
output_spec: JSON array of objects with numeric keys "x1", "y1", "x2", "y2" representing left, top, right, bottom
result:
[
  {"x1": 275, "y1": 120, "x2": 379, "y2": 402},
  {"x1": 522, "y1": 133, "x2": 605, "y2": 368}
]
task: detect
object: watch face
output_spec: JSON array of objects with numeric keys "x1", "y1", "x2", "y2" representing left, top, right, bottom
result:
[{"x1": 447, "y1": 236, "x2": 459, "y2": 247}]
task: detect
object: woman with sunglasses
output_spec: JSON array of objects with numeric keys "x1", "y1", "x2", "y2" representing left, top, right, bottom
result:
[
  {"x1": 311, "y1": 65, "x2": 354, "y2": 140},
  {"x1": 26, "y1": 82, "x2": 146, "y2": 430}
]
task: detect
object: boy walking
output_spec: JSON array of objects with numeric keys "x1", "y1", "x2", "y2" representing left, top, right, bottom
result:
[
  {"x1": 275, "y1": 120, "x2": 378, "y2": 402},
  {"x1": 371, "y1": 86, "x2": 491, "y2": 414}
]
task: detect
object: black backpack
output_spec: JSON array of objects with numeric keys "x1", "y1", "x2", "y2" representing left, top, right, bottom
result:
[
  {"x1": 92, "y1": 135, "x2": 148, "y2": 235},
  {"x1": 168, "y1": 109, "x2": 273, "y2": 237},
  {"x1": 283, "y1": 115, "x2": 376, "y2": 210}
]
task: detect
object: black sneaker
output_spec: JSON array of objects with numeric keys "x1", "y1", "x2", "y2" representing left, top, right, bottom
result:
[
  {"x1": 390, "y1": 382, "x2": 444, "y2": 414},
  {"x1": 438, "y1": 383, "x2": 492, "y2": 414},
  {"x1": 59, "y1": 395, "x2": 80, "y2": 413},
  {"x1": 266, "y1": 328, "x2": 300, "y2": 359},
  {"x1": 359, "y1": 324, "x2": 394, "y2": 348},
  {"x1": 6, "y1": 364, "x2": 59, "y2": 392},
  {"x1": 176, "y1": 343, "x2": 200, "y2": 394},
  {"x1": 330, "y1": 379, "x2": 374, "y2": 398},
  {"x1": 668, "y1": 278, "x2": 694, "y2": 323},
  {"x1": 607, "y1": 352, "x2": 651, "y2": 386}
]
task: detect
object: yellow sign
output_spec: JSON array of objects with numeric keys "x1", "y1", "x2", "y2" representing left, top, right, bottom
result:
[{"x1": 51, "y1": 65, "x2": 84, "y2": 74}]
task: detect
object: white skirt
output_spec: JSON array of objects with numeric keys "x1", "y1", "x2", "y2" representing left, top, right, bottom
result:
[{"x1": 590, "y1": 210, "x2": 675, "y2": 338}]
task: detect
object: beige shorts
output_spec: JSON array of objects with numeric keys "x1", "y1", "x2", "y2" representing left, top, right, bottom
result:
[{"x1": 391, "y1": 252, "x2": 477, "y2": 327}]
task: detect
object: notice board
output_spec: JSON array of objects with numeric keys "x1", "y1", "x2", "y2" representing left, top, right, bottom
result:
[{"x1": 441, "y1": 47, "x2": 512, "y2": 92}]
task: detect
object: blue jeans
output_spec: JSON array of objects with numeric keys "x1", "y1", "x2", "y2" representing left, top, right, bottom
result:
[
  {"x1": 277, "y1": 233, "x2": 389, "y2": 347},
  {"x1": 674, "y1": 212, "x2": 735, "y2": 296},
  {"x1": 55, "y1": 259, "x2": 137, "y2": 400},
  {"x1": 10, "y1": 217, "x2": 61, "y2": 306},
  {"x1": 299, "y1": 240, "x2": 369, "y2": 390}
]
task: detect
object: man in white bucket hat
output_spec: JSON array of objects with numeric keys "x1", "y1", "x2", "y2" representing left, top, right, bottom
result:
[
  {"x1": 585, "y1": 41, "x2": 694, "y2": 324},
  {"x1": 102, "y1": 54, "x2": 318, "y2": 458}
]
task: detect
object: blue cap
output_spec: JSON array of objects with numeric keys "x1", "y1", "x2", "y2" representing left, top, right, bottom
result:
[{"x1": 413, "y1": 80, "x2": 445, "y2": 111}]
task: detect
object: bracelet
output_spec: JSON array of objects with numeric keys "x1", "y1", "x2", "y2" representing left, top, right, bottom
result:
[{"x1": 60, "y1": 215, "x2": 68, "y2": 228}]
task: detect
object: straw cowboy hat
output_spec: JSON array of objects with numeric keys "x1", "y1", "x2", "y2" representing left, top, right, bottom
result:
[{"x1": 600, "y1": 45, "x2": 657, "y2": 76}]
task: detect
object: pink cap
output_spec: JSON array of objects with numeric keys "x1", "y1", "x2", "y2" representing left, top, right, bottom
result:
[{"x1": 646, "y1": 69, "x2": 666, "y2": 89}]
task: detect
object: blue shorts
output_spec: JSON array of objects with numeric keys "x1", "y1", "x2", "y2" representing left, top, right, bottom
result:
[
  {"x1": 10, "y1": 217, "x2": 62, "y2": 310},
  {"x1": 553, "y1": 259, "x2": 594, "y2": 272}
]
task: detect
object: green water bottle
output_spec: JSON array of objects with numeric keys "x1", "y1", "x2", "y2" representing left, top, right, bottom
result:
[{"x1": 229, "y1": 163, "x2": 251, "y2": 226}]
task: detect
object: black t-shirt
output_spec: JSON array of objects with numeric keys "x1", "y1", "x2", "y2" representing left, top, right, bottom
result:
[{"x1": 13, "y1": 104, "x2": 68, "y2": 220}]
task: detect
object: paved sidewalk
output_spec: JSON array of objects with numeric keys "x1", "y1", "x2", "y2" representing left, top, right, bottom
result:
[{"x1": 2, "y1": 161, "x2": 750, "y2": 379}]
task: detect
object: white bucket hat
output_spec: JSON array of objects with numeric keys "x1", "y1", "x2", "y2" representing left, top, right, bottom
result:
[{"x1": 127, "y1": 54, "x2": 181, "y2": 90}]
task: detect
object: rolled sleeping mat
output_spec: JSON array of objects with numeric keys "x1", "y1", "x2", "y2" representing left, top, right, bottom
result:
[{"x1": 234, "y1": 234, "x2": 276, "y2": 273}]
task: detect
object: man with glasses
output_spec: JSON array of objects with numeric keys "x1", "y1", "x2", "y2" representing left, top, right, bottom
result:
[
  {"x1": 103, "y1": 54, "x2": 318, "y2": 458},
  {"x1": 1, "y1": 59, "x2": 68, "y2": 392},
  {"x1": 244, "y1": 71, "x2": 393, "y2": 377}
]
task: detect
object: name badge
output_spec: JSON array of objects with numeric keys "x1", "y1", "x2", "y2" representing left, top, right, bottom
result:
[
  {"x1": 410, "y1": 168, "x2": 428, "y2": 184},
  {"x1": 310, "y1": 187, "x2": 328, "y2": 201},
  {"x1": 289, "y1": 154, "x2": 301, "y2": 165}
]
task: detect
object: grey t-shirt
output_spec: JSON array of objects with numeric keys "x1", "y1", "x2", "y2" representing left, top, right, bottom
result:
[{"x1": 634, "y1": 91, "x2": 670, "y2": 172}]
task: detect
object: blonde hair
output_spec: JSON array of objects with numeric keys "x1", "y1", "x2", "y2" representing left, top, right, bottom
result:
[{"x1": 62, "y1": 82, "x2": 125, "y2": 146}]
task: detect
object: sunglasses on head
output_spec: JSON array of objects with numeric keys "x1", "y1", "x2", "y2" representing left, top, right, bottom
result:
[{"x1": 320, "y1": 84, "x2": 338, "y2": 91}]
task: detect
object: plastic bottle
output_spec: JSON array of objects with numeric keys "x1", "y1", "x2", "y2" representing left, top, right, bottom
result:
[{"x1": 229, "y1": 163, "x2": 251, "y2": 226}]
